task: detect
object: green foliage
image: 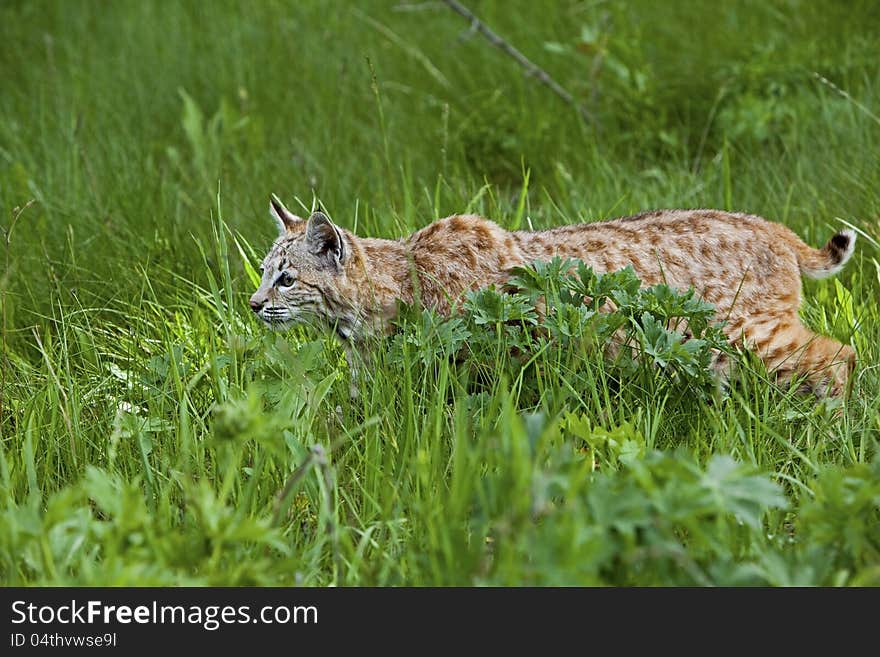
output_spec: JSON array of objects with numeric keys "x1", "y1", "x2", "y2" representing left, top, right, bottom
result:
[
  {"x1": 1, "y1": 0, "x2": 878, "y2": 586},
  {"x1": 391, "y1": 308, "x2": 471, "y2": 368},
  {"x1": 388, "y1": 260, "x2": 729, "y2": 409},
  {"x1": 465, "y1": 287, "x2": 538, "y2": 327},
  {"x1": 511, "y1": 259, "x2": 728, "y2": 396},
  {"x1": 798, "y1": 459, "x2": 880, "y2": 578}
]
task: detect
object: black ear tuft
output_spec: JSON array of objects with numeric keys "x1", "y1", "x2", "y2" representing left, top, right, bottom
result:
[
  {"x1": 269, "y1": 194, "x2": 303, "y2": 233},
  {"x1": 306, "y1": 212, "x2": 346, "y2": 265}
]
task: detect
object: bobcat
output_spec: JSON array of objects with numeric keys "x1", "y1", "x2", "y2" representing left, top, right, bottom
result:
[{"x1": 250, "y1": 195, "x2": 856, "y2": 398}]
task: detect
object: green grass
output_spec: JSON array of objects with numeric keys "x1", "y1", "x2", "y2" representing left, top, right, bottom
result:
[{"x1": 1, "y1": 0, "x2": 879, "y2": 586}]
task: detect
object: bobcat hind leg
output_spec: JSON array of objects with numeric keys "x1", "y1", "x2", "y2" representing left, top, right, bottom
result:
[{"x1": 755, "y1": 322, "x2": 855, "y2": 399}]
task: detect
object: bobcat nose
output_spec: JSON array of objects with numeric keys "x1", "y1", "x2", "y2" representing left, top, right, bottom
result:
[{"x1": 249, "y1": 295, "x2": 265, "y2": 313}]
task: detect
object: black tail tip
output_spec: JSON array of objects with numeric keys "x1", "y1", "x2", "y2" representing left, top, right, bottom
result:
[
  {"x1": 830, "y1": 232, "x2": 851, "y2": 252},
  {"x1": 826, "y1": 229, "x2": 856, "y2": 266}
]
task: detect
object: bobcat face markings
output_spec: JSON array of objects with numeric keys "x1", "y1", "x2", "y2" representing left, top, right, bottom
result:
[
  {"x1": 250, "y1": 259, "x2": 304, "y2": 328},
  {"x1": 250, "y1": 248, "x2": 328, "y2": 329},
  {"x1": 249, "y1": 201, "x2": 353, "y2": 333}
]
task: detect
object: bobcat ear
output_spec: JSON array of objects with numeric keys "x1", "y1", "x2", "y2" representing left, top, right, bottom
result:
[
  {"x1": 306, "y1": 211, "x2": 347, "y2": 265},
  {"x1": 269, "y1": 194, "x2": 303, "y2": 233}
]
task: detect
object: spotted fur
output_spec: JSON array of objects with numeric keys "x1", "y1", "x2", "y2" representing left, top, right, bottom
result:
[{"x1": 251, "y1": 198, "x2": 857, "y2": 398}]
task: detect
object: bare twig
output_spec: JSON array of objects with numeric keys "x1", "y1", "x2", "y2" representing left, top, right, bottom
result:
[{"x1": 441, "y1": 0, "x2": 594, "y2": 126}]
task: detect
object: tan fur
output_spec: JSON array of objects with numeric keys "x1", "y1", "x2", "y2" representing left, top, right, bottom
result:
[{"x1": 251, "y1": 199, "x2": 856, "y2": 398}]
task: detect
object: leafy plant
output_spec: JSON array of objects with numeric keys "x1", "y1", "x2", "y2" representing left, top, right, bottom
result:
[{"x1": 403, "y1": 258, "x2": 734, "y2": 399}]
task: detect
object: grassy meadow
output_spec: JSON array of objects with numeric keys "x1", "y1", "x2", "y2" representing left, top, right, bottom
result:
[{"x1": 1, "y1": 0, "x2": 880, "y2": 585}]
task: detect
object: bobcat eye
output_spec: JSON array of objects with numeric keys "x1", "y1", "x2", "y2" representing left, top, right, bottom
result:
[{"x1": 276, "y1": 271, "x2": 295, "y2": 288}]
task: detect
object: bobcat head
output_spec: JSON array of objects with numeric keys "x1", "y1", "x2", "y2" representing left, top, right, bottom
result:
[{"x1": 249, "y1": 195, "x2": 360, "y2": 338}]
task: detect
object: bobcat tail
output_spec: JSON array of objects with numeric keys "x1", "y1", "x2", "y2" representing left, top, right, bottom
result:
[{"x1": 796, "y1": 229, "x2": 856, "y2": 279}]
